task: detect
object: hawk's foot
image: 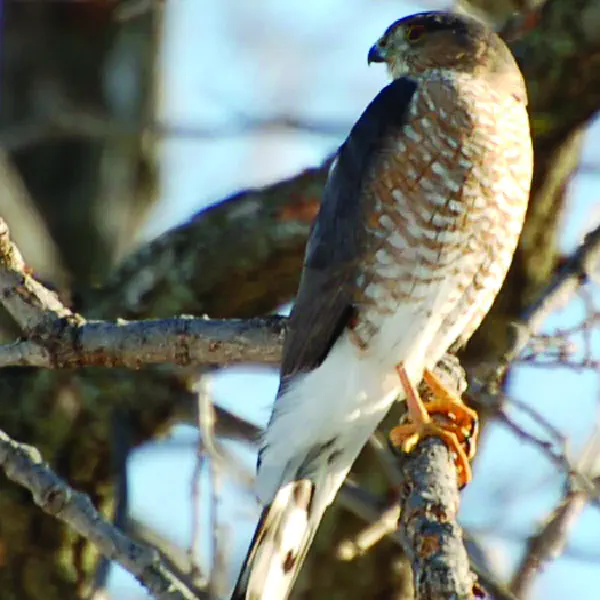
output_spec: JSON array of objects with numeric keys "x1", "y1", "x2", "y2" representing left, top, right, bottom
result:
[
  {"x1": 390, "y1": 365, "x2": 479, "y2": 489},
  {"x1": 422, "y1": 368, "x2": 479, "y2": 460}
]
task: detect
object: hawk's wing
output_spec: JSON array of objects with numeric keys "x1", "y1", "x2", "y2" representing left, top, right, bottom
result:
[
  {"x1": 279, "y1": 77, "x2": 418, "y2": 386},
  {"x1": 232, "y1": 77, "x2": 420, "y2": 600}
]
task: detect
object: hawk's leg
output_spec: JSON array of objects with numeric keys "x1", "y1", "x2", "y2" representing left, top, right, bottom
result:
[{"x1": 389, "y1": 365, "x2": 479, "y2": 488}]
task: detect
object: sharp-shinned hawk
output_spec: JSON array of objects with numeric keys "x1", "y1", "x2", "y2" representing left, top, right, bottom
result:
[{"x1": 232, "y1": 11, "x2": 533, "y2": 600}]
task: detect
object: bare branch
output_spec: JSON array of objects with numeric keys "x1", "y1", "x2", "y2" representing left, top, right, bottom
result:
[
  {"x1": 398, "y1": 438, "x2": 477, "y2": 600},
  {"x1": 510, "y1": 488, "x2": 587, "y2": 597},
  {"x1": 506, "y1": 223, "x2": 600, "y2": 363},
  {"x1": 509, "y1": 419, "x2": 600, "y2": 595},
  {"x1": 337, "y1": 501, "x2": 402, "y2": 561},
  {"x1": 0, "y1": 316, "x2": 286, "y2": 369},
  {"x1": 0, "y1": 217, "x2": 78, "y2": 333},
  {"x1": 0, "y1": 428, "x2": 206, "y2": 600},
  {"x1": 195, "y1": 380, "x2": 227, "y2": 599}
]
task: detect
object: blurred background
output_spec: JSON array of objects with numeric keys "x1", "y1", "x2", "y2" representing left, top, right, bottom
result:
[{"x1": 1, "y1": 1, "x2": 599, "y2": 599}]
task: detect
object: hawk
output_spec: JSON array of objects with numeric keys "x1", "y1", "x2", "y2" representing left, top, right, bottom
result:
[{"x1": 232, "y1": 11, "x2": 532, "y2": 600}]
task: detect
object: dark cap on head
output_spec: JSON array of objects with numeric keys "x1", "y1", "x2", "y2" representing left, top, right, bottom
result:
[{"x1": 368, "y1": 10, "x2": 523, "y2": 96}]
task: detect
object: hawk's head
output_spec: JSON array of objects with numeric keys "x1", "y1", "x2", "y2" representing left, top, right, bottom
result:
[{"x1": 368, "y1": 11, "x2": 519, "y2": 85}]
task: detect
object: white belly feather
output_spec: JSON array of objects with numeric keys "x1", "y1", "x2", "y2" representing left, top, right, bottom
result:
[{"x1": 257, "y1": 247, "x2": 486, "y2": 508}]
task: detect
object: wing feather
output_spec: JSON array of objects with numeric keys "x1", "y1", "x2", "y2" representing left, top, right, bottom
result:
[{"x1": 280, "y1": 77, "x2": 418, "y2": 385}]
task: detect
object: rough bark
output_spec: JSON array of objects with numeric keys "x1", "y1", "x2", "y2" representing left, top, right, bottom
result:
[{"x1": 398, "y1": 439, "x2": 475, "y2": 600}]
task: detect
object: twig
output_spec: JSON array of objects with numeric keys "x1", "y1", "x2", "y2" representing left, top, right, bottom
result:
[
  {"x1": 486, "y1": 392, "x2": 599, "y2": 501},
  {"x1": 368, "y1": 433, "x2": 405, "y2": 487},
  {"x1": 510, "y1": 487, "x2": 587, "y2": 597},
  {"x1": 510, "y1": 419, "x2": 600, "y2": 596},
  {"x1": 337, "y1": 501, "x2": 402, "y2": 561},
  {"x1": 196, "y1": 379, "x2": 223, "y2": 599},
  {"x1": 0, "y1": 428, "x2": 206, "y2": 600},
  {"x1": 190, "y1": 416, "x2": 206, "y2": 587},
  {"x1": 505, "y1": 223, "x2": 600, "y2": 363},
  {"x1": 129, "y1": 518, "x2": 203, "y2": 583},
  {"x1": 505, "y1": 396, "x2": 567, "y2": 450}
]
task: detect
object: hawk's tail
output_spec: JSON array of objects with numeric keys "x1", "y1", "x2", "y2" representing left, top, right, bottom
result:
[{"x1": 231, "y1": 479, "x2": 325, "y2": 600}]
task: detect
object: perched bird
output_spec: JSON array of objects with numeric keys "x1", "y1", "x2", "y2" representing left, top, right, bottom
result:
[{"x1": 232, "y1": 10, "x2": 533, "y2": 600}]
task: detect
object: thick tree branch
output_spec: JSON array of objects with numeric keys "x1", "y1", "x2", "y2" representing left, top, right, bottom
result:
[
  {"x1": 85, "y1": 166, "x2": 325, "y2": 320},
  {"x1": 0, "y1": 428, "x2": 206, "y2": 600},
  {"x1": 0, "y1": 317, "x2": 285, "y2": 369},
  {"x1": 399, "y1": 438, "x2": 476, "y2": 600}
]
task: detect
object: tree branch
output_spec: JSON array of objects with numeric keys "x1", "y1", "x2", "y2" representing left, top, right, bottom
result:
[
  {"x1": 0, "y1": 215, "x2": 287, "y2": 368},
  {"x1": 0, "y1": 428, "x2": 206, "y2": 600},
  {"x1": 85, "y1": 166, "x2": 325, "y2": 320},
  {"x1": 398, "y1": 438, "x2": 476, "y2": 600},
  {"x1": 0, "y1": 217, "x2": 78, "y2": 333},
  {"x1": 0, "y1": 317, "x2": 285, "y2": 369},
  {"x1": 505, "y1": 223, "x2": 600, "y2": 362},
  {"x1": 510, "y1": 487, "x2": 587, "y2": 597}
]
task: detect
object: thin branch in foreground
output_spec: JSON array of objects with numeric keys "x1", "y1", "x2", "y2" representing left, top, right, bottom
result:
[
  {"x1": 0, "y1": 428, "x2": 206, "y2": 600},
  {"x1": 0, "y1": 214, "x2": 287, "y2": 370}
]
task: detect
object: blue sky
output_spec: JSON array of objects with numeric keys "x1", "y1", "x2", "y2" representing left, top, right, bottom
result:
[{"x1": 108, "y1": 1, "x2": 600, "y2": 598}]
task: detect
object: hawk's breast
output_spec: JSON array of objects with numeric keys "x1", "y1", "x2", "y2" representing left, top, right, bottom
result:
[{"x1": 350, "y1": 73, "x2": 533, "y2": 369}]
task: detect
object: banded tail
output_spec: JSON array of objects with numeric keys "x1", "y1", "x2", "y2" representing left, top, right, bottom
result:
[{"x1": 231, "y1": 480, "x2": 324, "y2": 600}]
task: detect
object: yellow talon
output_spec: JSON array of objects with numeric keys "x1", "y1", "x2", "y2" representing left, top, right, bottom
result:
[{"x1": 390, "y1": 365, "x2": 479, "y2": 488}]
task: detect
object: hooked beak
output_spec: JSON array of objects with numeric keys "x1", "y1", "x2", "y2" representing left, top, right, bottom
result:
[{"x1": 367, "y1": 44, "x2": 386, "y2": 65}]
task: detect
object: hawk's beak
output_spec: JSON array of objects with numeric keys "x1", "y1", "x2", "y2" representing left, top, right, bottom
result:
[{"x1": 368, "y1": 44, "x2": 386, "y2": 65}]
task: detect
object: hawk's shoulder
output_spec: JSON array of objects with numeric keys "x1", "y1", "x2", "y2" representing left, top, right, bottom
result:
[
  {"x1": 308, "y1": 76, "x2": 418, "y2": 269},
  {"x1": 343, "y1": 76, "x2": 418, "y2": 161}
]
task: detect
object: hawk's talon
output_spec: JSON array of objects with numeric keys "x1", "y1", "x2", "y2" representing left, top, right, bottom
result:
[
  {"x1": 423, "y1": 368, "x2": 479, "y2": 461},
  {"x1": 391, "y1": 364, "x2": 479, "y2": 488},
  {"x1": 425, "y1": 400, "x2": 479, "y2": 460},
  {"x1": 390, "y1": 421, "x2": 472, "y2": 488}
]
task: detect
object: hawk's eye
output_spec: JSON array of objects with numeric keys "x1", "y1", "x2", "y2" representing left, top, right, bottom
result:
[{"x1": 405, "y1": 24, "x2": 426, "y2": 42}]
